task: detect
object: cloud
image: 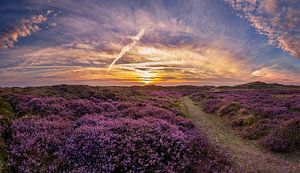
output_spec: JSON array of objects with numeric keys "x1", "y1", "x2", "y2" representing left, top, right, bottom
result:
[
  {"x1": 225, "y1": 0, "x2": 300, "y2": 58},
  {"x1": 1, "y1": 0, "x2": 300, "y2": 86},
  {"x1": 16, "y1": 43, "x2": 116, "y2": 69},
  {"x1": 252, "y1": 65, "x2": 300, "y2": 83},
  {"x1": 112, "y1": 45, "x2": 254, "y2": 83},
  {"x1": 47, "y1": 10, "x2": 54, "y2": 15},
  {"x1": 49, "y1": 22, "x2": 57, "y2": 27},
  {"x1": 0, "y1": 14, "x2": 47, "y2": 48},
  {"x1": 107, "y1": 28, "x2": 145, "y2": 71}
]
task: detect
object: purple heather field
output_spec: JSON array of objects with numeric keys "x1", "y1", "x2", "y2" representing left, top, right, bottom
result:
[
  {"x1": 0, "y1": 82, "x2": 299, "y2": 172},
  {"x1": 1, "y1": 0, "x2": 300, "y2": 172}
]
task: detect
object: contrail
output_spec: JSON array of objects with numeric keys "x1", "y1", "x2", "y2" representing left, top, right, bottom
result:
[{"x1": 107, "y1": 28, "x2": 145, "y2": 71}]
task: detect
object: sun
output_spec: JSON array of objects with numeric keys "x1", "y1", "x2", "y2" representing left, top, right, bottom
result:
[{"x1": 139, "y1": 71, "x2": 157, "y2": 84}]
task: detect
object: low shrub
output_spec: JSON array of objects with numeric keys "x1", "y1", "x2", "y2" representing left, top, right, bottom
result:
[
  {"x1": 7, "y1": 95, "x2": 116, "y2": 117},
  {"x1": 241, "y1": 119, "x2": 279, "y2": 140},
  {"x1": 218, "y1": 102, "x2": 242, "y2": 117},
  {"x1": 231, "y1": 115, "x2": 256, "y2": 127},
  {"x1": 62, "y1": 115, "x2": 233, "y2": 172},
  {"x1": 203, "y1": 99, "x2": 223, "y2": 114},
  {"x1": 9, "y1": 116, "x2": 73, "y2": 172},
  {"x1": 261, "y1": 118, "x2": 300, "y2": 152}
]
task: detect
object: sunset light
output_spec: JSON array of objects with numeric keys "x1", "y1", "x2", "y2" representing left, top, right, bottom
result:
[
  {"x1": 0, "y1": 1, "x2": 300, "y2": 172},
  {"x1": 138, "y1": 70, "x2": 158, "y2": 84},
  {"x1": 0, "y1": 0, "x2": 299, "y2": 87}
]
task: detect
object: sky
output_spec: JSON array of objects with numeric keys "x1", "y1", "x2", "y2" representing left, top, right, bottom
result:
[{"x1": 0, "y1": 0, "x2": 299, "y2": 87}]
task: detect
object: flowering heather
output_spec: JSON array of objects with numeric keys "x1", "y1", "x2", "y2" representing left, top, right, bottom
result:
[
  {"x1": 9, "y1": 115, "x2": 73, "y2": 172},
  {"x1": 203, "y1": 99, "x2": 224, "y2": 114},
  {"x1": 6, "y1": 94, "x2": 235, "y2": 172},
  {"x1": 202, "y1": 90, "x2": 300, "y2": 118},
  {"x1": 149, "y1": 90, "x2": 183, "y2": 99},
  {"x1": 191, "y1": 89, "x2": 300, "y2": 152},
  {"x1": 7, "y1": 94, "x2": 184, "y2": 118},
  {"x1": 261, "y1": 117, "x2": 300, "y2": 152},
  {"x1": 62, "y1": 115, "x2": 232, "y2": 172},
  {"x1": 8, "y1": 95, "x2": 116, "y2": 117}
]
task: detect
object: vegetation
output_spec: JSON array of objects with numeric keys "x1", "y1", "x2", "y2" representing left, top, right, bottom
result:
[
  {"x1": 0, "y1": 85, "x2": 233, "y2": 173},
  {"x1": 190, "y1": 83, "x2": 300, "y2": 153},
  {"x1": 0, "y1": 82, "x2": 299, "y2": 172}
]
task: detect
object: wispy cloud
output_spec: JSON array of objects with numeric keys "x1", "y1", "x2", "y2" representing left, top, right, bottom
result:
[
  {"x1": 252, "y1": 65, "x2": 300, "y2": 83},
  {"x1": 0, "y1": 15, "x2": 47, "y2": 48},
  {"x1": 0, "y1": 0, "x2": 300, "y2": 86},
  {"x1": 225, "y1": 0, "x2": 300, "y2": 58},
  {"x1": 107, "y1": 28, "x2": 145, "y2": 71}
]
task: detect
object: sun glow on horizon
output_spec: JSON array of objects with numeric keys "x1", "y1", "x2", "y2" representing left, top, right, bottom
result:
[
  {"x1": 1, "y1": 0, "x2": 300, "y2": 87},
  {"x1": 138, "y1": 70, "x2": 158, "y2": 84}
]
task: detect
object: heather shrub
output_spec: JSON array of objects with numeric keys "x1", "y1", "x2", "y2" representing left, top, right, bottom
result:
[
  {"x1": 293, "y1": 103, "x2": 300, "y2": 112},
  {"x1": 218, "y1": 102, "x2": 242, "y2": 117},
  {"x1": 10, "y1": 85, "x2": 122, "y2": 101},
  {"x1": 241, "y1": 119, "x2": 279, "y2": 140},
  {"x1": 111, "y1": 103, "x2": 182, "y2": 120},
  {"x1": 67, "y1": 99, "x2": 116, "y2": 116},
  {"x1": 149, "y1": 90, "x2": 183, "y2": 99},
  {"x1": 108, "y1": 104, "x2": 196, "y2": 131},
  {"x1": 203, "y1": 99, "x2": 223, "y2": 114},
  {"x1": 196, "y1": 89, "x2": 300, "y2": 152},
  {"x1": 231, "y1": 115, "x2": 256, "y2": 127},
  {"x1": 0, "y1": 115, "x2": 10, "y2": 172},
  {"x1": 8, "y1": 114, "x2": 234, "y2": 173},
  {"x1": 255, "y1": 106, "x2": 289, "y2": 118},
  {"x1": 0, "y1": 115, "x2": 10, "y2": 138},
  {"x1": 9, "y1": 115, "x2": 74, "y2": 172},
  {"x1": 261, "y1": 118, "x2": 300, "y2": 152},
  {"x1": 190, "y1": 92, "x2": 206, "y2": 102},
  {"x1": 111, "y1": 103, "x2": 175, "y2": 119},
  {"x1": 0, "y1": 98, "x2": 15, "y2": 120},
  {"x1": 8, "y1": 95, "x2": 67, "y2": 117},
  {"x1": 0, "y1": 98, "x2": 15, "y2": 173},
  {"x1": 7, "y1": 95, "x2": 117, "y2": 118},
  {"x1": 61, "y1": 115, "x2": 233, "y2": 172}
]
